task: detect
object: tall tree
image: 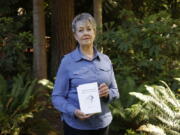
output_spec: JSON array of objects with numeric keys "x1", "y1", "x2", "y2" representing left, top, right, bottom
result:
[
  {"x1": 50, "y1": 0, "x2": 75, "y2": 78},
  {"x1": 123, "y1": 0, "x2": 133, "y2": 10},
  {"x1": 33, "y1": 0, "x2": 47, "y2": 79},
  {"x1": 93, "y1": 0, "x2": 103, "y2": 33}
]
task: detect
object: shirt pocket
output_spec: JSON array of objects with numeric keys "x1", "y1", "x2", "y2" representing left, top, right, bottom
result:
[
  {"x1": 96, "y1": 63, "x2": 111, "y2": 73},
  {"x1": 72, "y1": 68, "x2": 89, "y2": 78},
  {"x1": 96, "y1": 65, "x2": 111, "y2": 85},
  {"x1": 97, "y1": 66, "x2": 111, "y2": 72},
  {"x1": 71, "y1": 68, "x2": 90, "y2": 87}
]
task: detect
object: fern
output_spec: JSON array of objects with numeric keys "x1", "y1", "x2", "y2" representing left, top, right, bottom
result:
[
  {"x1": 130, "y1": 80, "x2": 180, "y2": 135},
  {"x1": 0, "y1": 74, "x2": 42, "y2": 135}
]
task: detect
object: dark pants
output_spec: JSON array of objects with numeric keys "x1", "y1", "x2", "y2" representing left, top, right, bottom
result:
[{"x1": 63, "y1": 121, "x2": 109, "y2": 135}]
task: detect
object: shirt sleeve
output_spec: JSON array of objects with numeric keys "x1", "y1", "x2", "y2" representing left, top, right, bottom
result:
[
  {"x1": 108, "y1": 63, "x2": 120, "y2": 103},
  {"x1": 51, "y1": 57, "x2": 77, "y2": 117},
  {"x1": 106, "y1": 57, "x2": 120, "y2": 103}
]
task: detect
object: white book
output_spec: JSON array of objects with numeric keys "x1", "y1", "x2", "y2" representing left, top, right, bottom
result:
[{"x1": 77, "y1": 82, "x2": 102, "y2": 114}]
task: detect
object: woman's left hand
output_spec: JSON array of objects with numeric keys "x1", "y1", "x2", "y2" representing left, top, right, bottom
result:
[
  {"x1": 74, "y1": 109, "x2": 94, "y2": 120},
  {"x1": 99, "y1": 83, "x2": 109, "y2": 98}
]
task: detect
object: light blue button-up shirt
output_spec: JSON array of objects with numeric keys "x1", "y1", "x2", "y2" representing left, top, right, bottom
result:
[{"x1": 52, "y1": 46, "x2": 119, "y2": 130}]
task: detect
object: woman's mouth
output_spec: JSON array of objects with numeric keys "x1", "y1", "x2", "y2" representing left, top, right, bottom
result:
[
  {"x1": 83, "y1": 38, "x2": 90, "y2": 40},
  {"x1": 82, "y1": 36, "x2": 91, "y2": 40}
]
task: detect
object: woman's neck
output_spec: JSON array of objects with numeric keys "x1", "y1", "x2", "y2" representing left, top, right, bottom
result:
[{"x1": 80, "y1": 44, "x2": 94, "y2": 60}]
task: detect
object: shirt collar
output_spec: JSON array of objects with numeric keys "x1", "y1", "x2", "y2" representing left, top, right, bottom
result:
[{"x1": 71, "y1": 45, "x2": 101, "y2": 62}]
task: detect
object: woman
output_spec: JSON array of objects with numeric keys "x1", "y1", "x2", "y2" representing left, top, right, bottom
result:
[{"x1": 52, "y1": 13, "x2": 119, "y2": 135}]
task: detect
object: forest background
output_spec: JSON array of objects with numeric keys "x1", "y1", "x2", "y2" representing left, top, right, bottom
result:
[{"x1": 0, "y1": 0, "x2": 179, "y2": 135}]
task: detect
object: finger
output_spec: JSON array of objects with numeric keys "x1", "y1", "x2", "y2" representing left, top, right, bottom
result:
[
  {"x1": 100, "y1": 90, "x2": 108, "y2": 95},
  {"x1": 86, "y1": 113, "x2": 95, "y2": 117},
  {"x1": 99, "y1": 86, "x2": 109, "y2": 94},
  {"x1": 83, "y1": 113, "x2": 95, "y2": 119},
  {"x1": 75, "y1": 110, "x2": 85, "y2": 118},
  {"x1": 83, "y1": 115, "x2": 91, "y2": 119},
  {"x1": 99, "y1": 89, "x2": 109, "y2": 97},
  {"x1": 75, "y1": 110, "x2": 94, "y2": 120},
  {"x1": 99, "y1": 83, "x2": 107, "y2": 89},
  {"x1": 78, "y1": 114, "x2": 91, "y2": 120},
  {"x1": 78, "y1": 114, "x2": 87, "y2": 120},
  {"x1": 100, "y1": 92, "x2": 108, "y2": 97},
  {"x1": 99, "y1": 87, "x2": 108, "y2": 93},
  {"x1": 99, "y1": 86, "x2": 108, "y2": 92}
]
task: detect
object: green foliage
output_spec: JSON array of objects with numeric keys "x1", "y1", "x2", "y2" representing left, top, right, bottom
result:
[
  {"x1": 98, "y1": 11, "x2": 180, "y2": 133},
  {"x1": 103, "y1": 0, "x2": 179, "y2": 23},
  {"x1": 125, "y1": 129, "x2": 146, "y2": 135},
  {"x1": 110, "y1": 80, "x2": 180, "y2": 134},
  {"x1": 97, "y1": 11, "x2": 180, "y2": 107},
  {"x1": 38, "y1": 79, "x2": 54, "y2": 90},
  {"x1": 109, "y1": 98, "x2": 149, "y2": 133},
  {"x1": 0, "y1": 74, "x2": 42, "y2": 135},
  {"x1": 38, "y1": 79, "x2": 54, "y2": 103},
  {"x1": 130, "y1": 80, "x2": 180, "y2": 135},
  {"x1": 0, "y1": 17, "x2": 33, "y2": 77}
]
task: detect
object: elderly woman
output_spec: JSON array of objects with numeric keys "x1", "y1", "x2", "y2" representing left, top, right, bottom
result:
[{"x1": 52, "y1": 13, "x2": 119, "y2": 135}]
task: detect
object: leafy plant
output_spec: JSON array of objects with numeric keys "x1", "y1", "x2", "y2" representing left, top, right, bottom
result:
[
  {"x1": 125, "y1": 129, "x2": 146, "y2": 135},
  {"x1": 130, "y1": 80, "x2": 180, "y2": 135},
  {"x1": 0, "y1": 17, "x2": 33, "y2": 77},
  {"x1": 109, "y1": 99, "x2": 148, "y2": 134},
  {"x1": 97, "y1": 11, "x2": 180, "y2": 107},
  {"x1": 0, "y1": 74, "x2": 43, "y2": 135},
  {"x1": 109, "y1": 79, "x2": 180, "y2": 135}
]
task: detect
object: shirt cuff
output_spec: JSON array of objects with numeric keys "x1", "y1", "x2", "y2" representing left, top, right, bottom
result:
[
  {"x1": 107, "y1": 88, "x2": 118, "y2": 103},
  {"x1": 66, "y1": 104, "x2": 77, "y2": 117}
]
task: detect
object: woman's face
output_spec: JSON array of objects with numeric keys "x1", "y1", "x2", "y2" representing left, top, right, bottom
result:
[{"x1": 74, "y1": 20, "x2": 95, "y2": 47}]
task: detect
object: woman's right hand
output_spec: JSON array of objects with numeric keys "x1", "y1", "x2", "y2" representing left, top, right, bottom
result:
[{"x1": 74, "y1": 109, "x2": 94, "y2": 120}]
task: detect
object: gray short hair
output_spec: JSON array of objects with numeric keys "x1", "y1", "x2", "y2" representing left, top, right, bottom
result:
[{"x1": 72, "y1": 13, "x2": 96, "y2": 33}]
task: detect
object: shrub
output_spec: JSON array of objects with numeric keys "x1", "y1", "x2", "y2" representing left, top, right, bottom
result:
[
  {"x1": 109, "y1": 79, "x2": 179, "y2": 135},
  {"x1": 96, "y1": 11, "x2": 180, "y2": 133},
  {"x1": 97, "y1": 11, "x2": 180, "y2": 107},
  {"x1": 0, "y1": 74, "x2": 43, "y2": 135},
  {"x1": 0, "y1": 17, "x2": 33, "y2": 78},
  {"x1": 130, "y1": 80, "x2": 180, "y2": 135}
]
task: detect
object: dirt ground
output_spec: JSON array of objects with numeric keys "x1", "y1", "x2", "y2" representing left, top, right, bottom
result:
[{"x1": 25, "y1": 104, "x2": 63, "y2": 135}]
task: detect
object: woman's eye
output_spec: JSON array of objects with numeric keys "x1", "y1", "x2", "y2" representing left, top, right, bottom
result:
[{"x1": 79, "y1": 29, "x2": 83, "y2": 32}]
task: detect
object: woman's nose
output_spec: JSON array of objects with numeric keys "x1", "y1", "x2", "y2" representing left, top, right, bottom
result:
[{"x1": 83, "y1": 30, "x2": 90, "y2": 34}]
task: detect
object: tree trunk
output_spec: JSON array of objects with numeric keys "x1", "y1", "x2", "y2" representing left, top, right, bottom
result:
[
  {"x1": 33, "y1": 0, "x2": 47, "y2": 79},
  {"x1": 93, "y1": 0, "x2": 103, "y2": 33},
  {"x1": 50, "y1": 0, "x2": 75, "y2": 78},
  {"x1": 123, "y1": 0, "x2": 133, "y2": 10},
  {"x1": 171, "y1": 0, "x2": 179, "y2": 18}
]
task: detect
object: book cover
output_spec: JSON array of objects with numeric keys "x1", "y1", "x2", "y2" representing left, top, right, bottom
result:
[{"x1": 77, "y1": 82, "x2": 102, "y2": 114}]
